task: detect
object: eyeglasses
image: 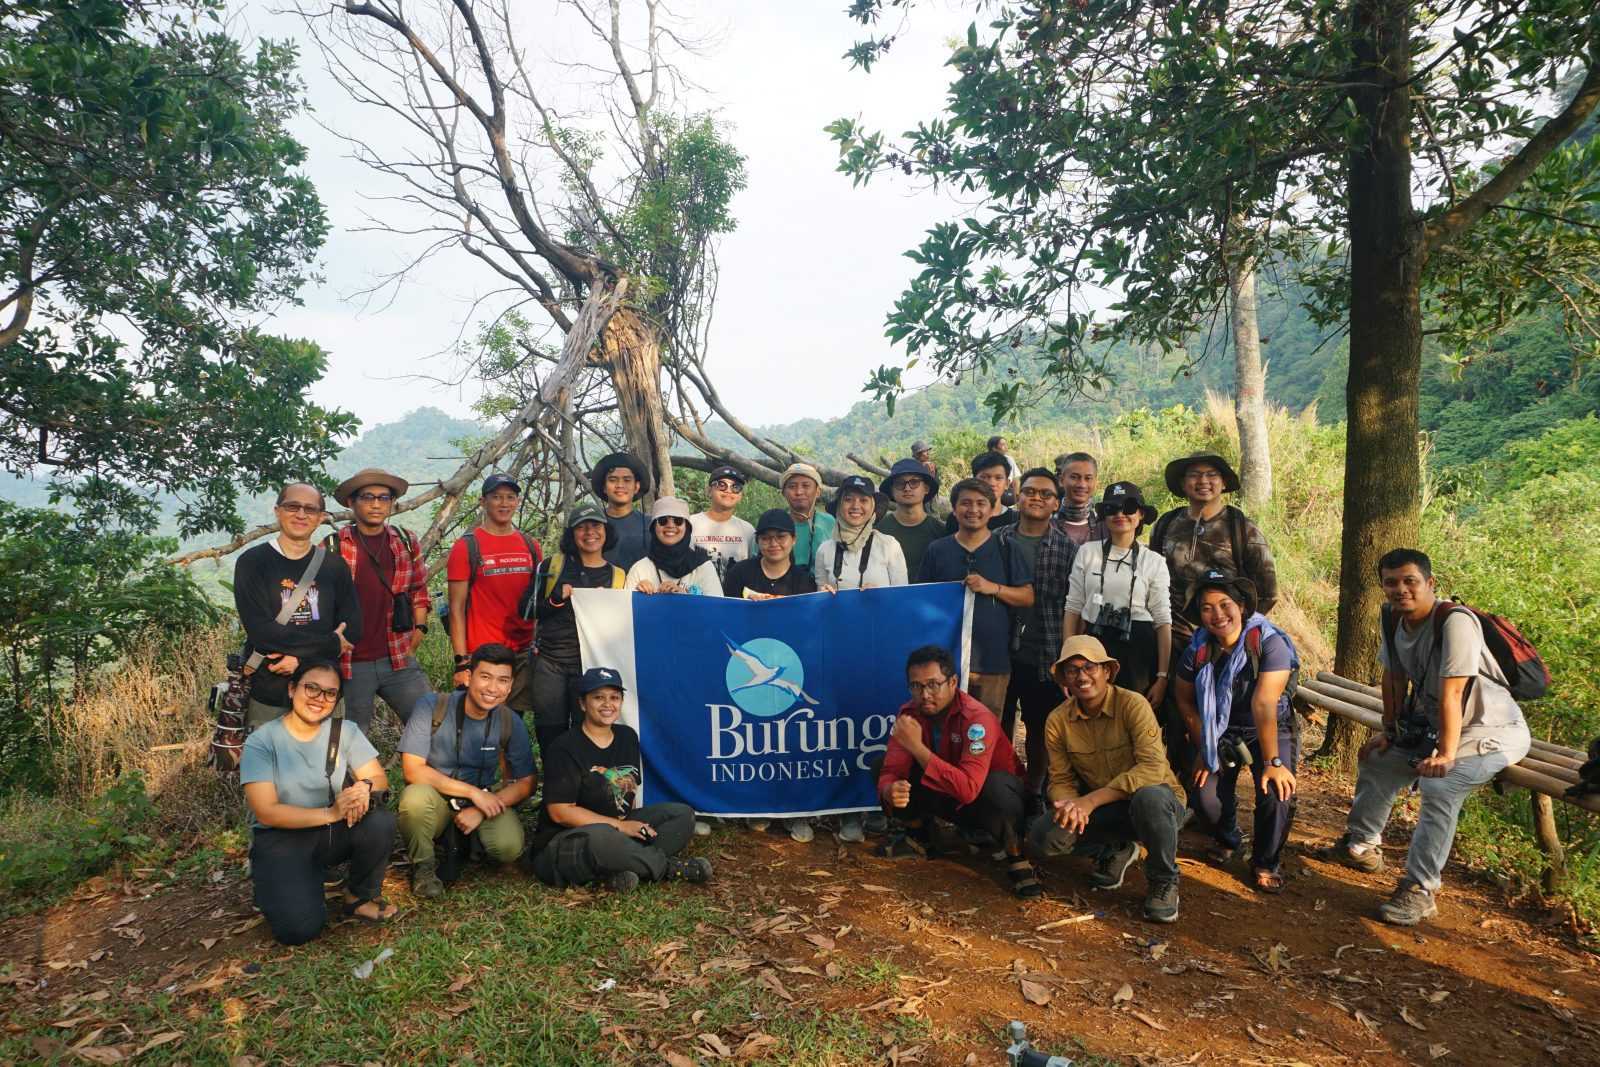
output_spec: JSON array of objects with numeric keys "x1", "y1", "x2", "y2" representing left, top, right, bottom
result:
[
  {"x1": 1185, "y1": 469, "x2": 1222, "y2": 482},
  {"x1": 1019, "y1": 486, "x2": 1059, "y2": 500},
  {"x1": 355, "y1": 492, "x2": 394, "y2": 503},
  {"x1": 277, "y1": 502, "x2": 324, "y2": 516},
  {"x1": 298, "y1": 681, "x2": 340, "y2": 703},
  {"x1": 656, "y1": 516, "x2": 687, "y2": 527},
  {"x1": 1058, "y1": 663, "x2": 1102, "y2": 679},
  {"x1": 907, "y1": 677, "x2": 953, "y2": 696},
  {"x1": 710, "y1": 480, "x2": 743, "y2": 493}
]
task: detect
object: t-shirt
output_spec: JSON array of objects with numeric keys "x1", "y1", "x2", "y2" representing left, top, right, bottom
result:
[
  {"x1": 879, "y1": 513, "x2": 946, "y2": 580},
  {"x1": 232, "y1": 542, "x2": 361, "y2": 709},
  {"x1": 350, "y1": 530, "x2": 395, "y2": 662},
  {"x1": 604, "y1": 509, "x2": 650, "y2": 571},
  {"x1": 1177, "y1": 628, "x2": 1295, "y2": 738},
  {"x1": 1379, "y1": 608, "x2": 1527, "y2": 745},
  {"x1": 690, "y1": 512, "x2": 756, "y2": 581},
  {"x1": 917, "y1": 533, "x2": 1033, "y2": 674},
  {"x1": 789, "y1": 511, "x2": 836, "y2": 573},
  {"x1": 534, "y1": 558, "x2": 623, "y2": 670},
  {"x1": 399, "y1": 692, "x2": 535, "y2": 789},
  {"x1": 722, "y1": 557, "x2": 819, "y2": 599},
  {"x1": 446, "y1": 528, "x2": 541, "y2": 653},
  {"x1": 240, "y1": 715, "x2": 379, "y2": 829},
  {"x1": 533, "y1": 725, "x2": 643, "y2": 852}
]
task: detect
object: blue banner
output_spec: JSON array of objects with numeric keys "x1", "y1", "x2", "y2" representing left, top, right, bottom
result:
[{"x1": 626, "y1": 584, "x2": 968, "y2": 817}]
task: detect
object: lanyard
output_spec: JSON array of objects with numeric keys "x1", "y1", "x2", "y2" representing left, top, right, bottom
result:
[{"x1": 1095, "y1": 539, "x2": 1139, "y2": 614}]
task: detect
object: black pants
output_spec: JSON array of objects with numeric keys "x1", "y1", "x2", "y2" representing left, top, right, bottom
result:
[
  {"x1": 250, "y1": 809, "x2": 397, "y2": 946},
  {"x1": 1091, "y1": 619, "x2": 1157, "y2": 695},
  {"x1": 1002, "y1": 667, "x2": 1061, "y2": 790},
  {"x1": 530, "y1": 803, "x2": 694, "y2": 887},
  {"x1": 1191, "y1": 723, "x2": 1300, "y2": 872},
  {"x1": 1026, "y1": 784, "x2": 1184, "y2": 885},
  {"x1": 529, "y1": 655, "x2": 583, "y2": 774},
  {"x1": 889, "y1": 766, "x2": 1026, "y2": 852}
]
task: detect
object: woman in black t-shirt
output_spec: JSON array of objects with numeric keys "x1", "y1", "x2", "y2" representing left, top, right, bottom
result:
[
  {"x1": 722, "y1": 510, "x2": 819, "y2": 600},
  {"x1": 529, "y1": 667, "x2": 712, "y2": 892}
]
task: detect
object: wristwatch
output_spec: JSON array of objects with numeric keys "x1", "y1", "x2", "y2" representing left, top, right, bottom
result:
[{"x1": 1268, "y1": 756, "x2": 1285, "y2": 768}]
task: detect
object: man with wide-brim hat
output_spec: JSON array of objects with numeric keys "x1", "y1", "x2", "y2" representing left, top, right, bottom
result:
[
  {"x1": 1147, "y1": 451, "x2": 1278, "y2": 645},
  {"x1": 878, "y1": 458, "x2": 945, "y2": 579},
  {"x1": 590, "y1": 452, "x2": 652, "y2": 571},
  {"x1": 325, "y1": 467, "x2": 432, "y2": 733},
  {"x1": 1026, "y1": 635, "x2": 1188, "y2": 923}
]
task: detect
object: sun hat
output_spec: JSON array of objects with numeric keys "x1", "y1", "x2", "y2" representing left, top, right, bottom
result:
[
  {"x1": 334, "y1": 468, "x2": 409, "y2": 507},
  {"x1": 589, "y1": 452, "x2": 652, "y2": 499},
  {"x1": 1163, "y1": 452, "x2": 1241, "y2": 497}
]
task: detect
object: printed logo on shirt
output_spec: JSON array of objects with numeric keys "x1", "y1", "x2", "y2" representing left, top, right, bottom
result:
[
  {"x1": 480, "y1": 552, "x2": 533, "y2": 578},
  {"x1": 590, "y1": 764, "x2": 640, "y2": 816},
  {"x1": 277, "y1": 579, "x2": 321, "y2": 624}
]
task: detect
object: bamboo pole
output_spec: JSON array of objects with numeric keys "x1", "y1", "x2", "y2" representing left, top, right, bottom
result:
[{"x1": 1532, "y1": 792, "x2": 1566, "y2": 894}]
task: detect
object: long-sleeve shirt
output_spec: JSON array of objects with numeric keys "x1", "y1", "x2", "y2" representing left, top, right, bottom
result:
[
  {"x1": 1064, "y1": 539, "x2": 1172, "y2": 626},
  {"x1": 233, "y1": 540, "x2": 362, "y2": 709},
  {"x1": 1007, "y1": 519, "x2": 1077, "y2": 680},
  {"x1": 1152, "y1": 505, "x2": 1278, "y2": 638},
  {"x1": 1042, "y1": 685, "x2": 1184, "y2": 804},
  {"x1": 329, "y1": 524, "x2": 431, "y2": 676},
  {"x1": 813, "y1": 530, "x2": 908, "y2": 590},
  {"x1": 878, "y1": 690, "x2": 1022, "y2": 806}
]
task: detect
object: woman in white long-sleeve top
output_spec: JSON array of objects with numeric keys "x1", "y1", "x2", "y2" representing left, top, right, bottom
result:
[
  {"x1": 1063, "y1": 481, "x2": 1172, "y2": 710},
  {"x1": 814, "y1": 475, "x2": 909, "y2": 592}
]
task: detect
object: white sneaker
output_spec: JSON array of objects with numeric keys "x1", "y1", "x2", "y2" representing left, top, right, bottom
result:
[
  {"x1": 786, "y1": 818, "x2": 814, "y2": 843},
  {"x1": 694, "y1": 820, "x2": 712, "y2": 837}
]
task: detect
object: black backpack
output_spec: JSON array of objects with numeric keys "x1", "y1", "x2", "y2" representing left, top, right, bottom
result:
[
  {"x1": 1149, "y1": 504, "x2": 1250, "y2": 576},
  {"x1": 435, "y1": 528, "x2": 541, "y2": 626}
]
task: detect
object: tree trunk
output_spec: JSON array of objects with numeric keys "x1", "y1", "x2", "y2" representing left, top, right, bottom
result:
[
  {"x1": 603, "y1": 307, "x2": 675, "y2": 499},
  {"x1": 1324, "y1": 0, "x2": 1426, "y2": 771},
  {"x1": 1228, "y1": 251, "x2": 1272, "y2": 508},
  {"x1": 1531, "y1": 791, "x2": 1566, "y2": 895}
]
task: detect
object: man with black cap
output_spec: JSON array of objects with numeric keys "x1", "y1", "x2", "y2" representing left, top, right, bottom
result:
[
  {"x1": 445, "y1": 474, "x2": 542, "y2": 713},
  {"x1": 690, "y1": 464, "x2": 756, "y2": 582},
  {"x1": 1149, "y1": 452, "x2": 1278, "y2": 644},
  {"x1": 327, "y1": 467, "x2": 433, "y2": 733},
  {"x1": 878, "y1": 458, "x2": 945, "y2": 580},
  {"x1": 722, "y1": 510, "x2": 818, "y2": 599},
  {"x1": 590, "y1": 452, "x2": 652, "y2": 571}
]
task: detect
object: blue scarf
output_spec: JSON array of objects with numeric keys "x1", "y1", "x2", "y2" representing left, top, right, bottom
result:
[{"x1": 1192, "y1": 613, "x2": 1287, "y2": 772}]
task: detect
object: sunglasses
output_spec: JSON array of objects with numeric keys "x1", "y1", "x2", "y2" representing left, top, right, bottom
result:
[
  {"x1": 1096, "y1": 499, "x2": 1145, "y2": 517},
  {"x1": 709, "y1": 480, "x2": 744, "y2": 493},
  {"x1": 655, "y1": 516, "x2": 687, "y2": 527}
]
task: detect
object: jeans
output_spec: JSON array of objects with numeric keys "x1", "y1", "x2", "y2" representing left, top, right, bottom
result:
[
  {"x1": 887, "y1": 765, "x2": 1026, "y2": 852},
  {"x1": 344, "y1": 656, "x2": 433, "y2": 733},
  {"x1": 530, "y1": 803, "x2": 695, "y2": 886},
  {"x1": 249, "y1": 809, "x2": 397, "y2": 945},
  {"x1": 529, "y1": 655, "x2": 583, "y2": 774},
  {"x1": 397, "y1": 783, "x2": 524, "y2": 866},
  {"x1": 1344, "y1": 731, "x2": 1529, "y2": 891},
  {"x1": 1190, "y1": 722, "x2": 1299, "y2": 872},
  {"x1": 1026, "y1": 784, "x2": 1185, "y2": 885}
]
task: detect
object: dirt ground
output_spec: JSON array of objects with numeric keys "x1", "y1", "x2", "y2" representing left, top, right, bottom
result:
[{"x1": 3, "y1": 763, "x2": 1598, "y2": 1066}]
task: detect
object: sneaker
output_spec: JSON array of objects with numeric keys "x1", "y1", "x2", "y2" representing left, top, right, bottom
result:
[
  {"x1": 693, "y1": 820, "x2": 712, "y2": 837},
  {"x1": 665, "y1": 856, "x2": 714, "y2": 884},
  {"x1": 1325, "y1": 832, "x2": 1384, "y2": 873},
  {"x1": 1143, "y1": 879, "x2": 1180, "y2": 924},
  {"x1": 786, "y1": 818, "x2": 814, "y2": 843},
  {"x1": 1377, "y1": 879, "x2": 1438, "y2": 926},
  {"x1": 746, "y1": 818, "x2": 771, "y2": 832},
  {"x1": 606, "y1": 871, "x2": 640, "y2": 893},
  {"x1": 836, "y1": 814, "x2": 865, "y2": 844},
  {"x1": 1088, "y1": 840, "x2": 1141, "y2": 890},
  {"x1": 411, "y1": 861, "x2": 444, "y2": 900}
]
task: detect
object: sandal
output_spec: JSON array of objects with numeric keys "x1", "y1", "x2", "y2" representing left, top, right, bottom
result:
[
  {"x1": 1205, "y1": 839, "x2": 1243, "y2": 866},
  {"x1": 343, "y1": 897, "x2": 397, "y2": 924},
  {"x1": 1252, "y1": 868, "x2": 1285, "y2": 894},
  {"x1": 873, "y1": 833, "x2": 928, "y2": 860},
  {"x1": 1006, "y1": 856, "x2": 1044, "y2": 899}
]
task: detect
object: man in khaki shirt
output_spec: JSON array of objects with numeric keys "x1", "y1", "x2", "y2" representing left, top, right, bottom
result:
[{"x1": 1026, "y1": 635, "x2": 1188, "y2": 923}]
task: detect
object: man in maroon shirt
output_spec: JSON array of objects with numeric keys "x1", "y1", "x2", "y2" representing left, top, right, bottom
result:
[
  {"x1": 329, "y1": 467, "x2": 433, "y2": 732},
  {"x1": 877, "y1": 644, "x2": 1042, "y2": 897}
]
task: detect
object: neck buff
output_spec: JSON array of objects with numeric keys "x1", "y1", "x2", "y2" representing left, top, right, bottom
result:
[
  {"x1": 1059, "y1": 501, "x2": 1093, "y2": 524},
  {"x1": 834, "y1": 512, "x2": 876, "y2": 550},
  {"x1": 646, "y1": 521, "x2": 712, "y2": 579}
]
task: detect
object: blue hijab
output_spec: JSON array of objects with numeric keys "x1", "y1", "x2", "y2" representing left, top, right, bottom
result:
[{"x1": 1191, "y1": 613, "x2": 1294, "y2": 772}]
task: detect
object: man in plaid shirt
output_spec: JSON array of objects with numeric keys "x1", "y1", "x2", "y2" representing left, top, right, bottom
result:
[
  {"x1": 998, "y1": 467, "x2": 1079, "y2": 804},
  {"x1": 328, "y1": 467, "x2": 434, "y2": 733}
]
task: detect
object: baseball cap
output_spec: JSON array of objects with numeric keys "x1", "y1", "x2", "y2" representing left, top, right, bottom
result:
[
  {"x1": 577, "y1": 667, "x2": 627, "y2": 695},
  {"x1": 481, "y1": 472, "x2": 521, "y2": 496},
  {"x1": 708, "y1": 464, "x2": 746, "y2": 486}
]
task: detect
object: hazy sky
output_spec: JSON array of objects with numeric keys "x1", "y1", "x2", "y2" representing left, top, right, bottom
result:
[{"x1": 250, "y1": 1, "x2": 980, "y2": 434}]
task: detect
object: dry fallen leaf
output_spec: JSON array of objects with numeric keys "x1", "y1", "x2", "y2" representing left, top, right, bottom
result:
[
  {"x1": 133, "y1": 1032, "x2": 184, "y2": 1056},
  {"x1": 221, "y1": 998, "x2": 246, "y2": 1027},
  {"x1": 824, "y1": 962, "x2": 843, "y2": 980},
  {"x1": 698, "y1": 1031, "x2": 734, "y2": 1059},
  {"x1": 1334, "y1": 943, "x2": 1355, "y2": 960},
  {"x1": 1429, "y1": 1044, "x2": 1450, "y2": 1059},
  {"x1": 446, "y1": 972, "x2": 474, "y2": 994},
  {"x1": 1114, "y1": 982, "x2": 1135, "y2": 1005},
  {"x1": 803, "y1": 933, "x2": 836, "y2": 952},
  {"x1": 1019, "y1": 979, "x2": 1052, "y2": 1006},
  {"x1": 1355, "y1": 1009, "x2": 1381, "y2": 1034},
  {"x1": 859, "y1": 884, "x2": 895, "y2": 893},
  {"x1": 1400, "y1": 1006, "x2": 1428, "y2": 1032},
  {"x1": 1130, "y1": 1010, "x2": 1168, "y2": 1032},
  {"x1": 1149, "y1": 942, "x2": 1169, "y2": 961},
  {"x1": 736, "y1": 1031, "x2": 779, "y2": 1060},
  {"x1": 1247, "y1": 1024, "x2": 1279, "y2": 1046},
  {"x1": 1427, "y1": 990, "x2": 1451, "y2": 1004},
  {"x1": 110, "y1": 913, "x2": 137, "y2": 929},
  {"x1": 663, "y1": 1052, "x2": 697, "y2": 1067},
  {"x1": 75, "y1": 1047, "x2": 126, "y2": 1064},
  {"x1": 199, "y1": 938, "x2": 219, "y2": 951}
]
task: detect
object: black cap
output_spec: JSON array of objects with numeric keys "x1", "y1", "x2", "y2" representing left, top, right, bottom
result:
[
  {"x1": 827, "y1": 474, "x2": 880, "y2": 515},
  {"x1": 1194, "y1": 567, "x2": 1259, "y2": 618},
  {"x1": 708, "y1": 464, "x2": 746, "y2": 486},
  {"x1": 1094, "y1": 481, "x2": 1157, "y2": 525},
  {"x1": 755, "y1": 508, "x2": 796, "y2": 535},
  {"x1": 481, "y1": 473, "x2": 521, "y2": 496},
  {"x1": 576, "y1": 666, "x2": 627, "y2": 695}
]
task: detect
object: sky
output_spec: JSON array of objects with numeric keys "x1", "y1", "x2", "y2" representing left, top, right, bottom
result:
[{"x1": 246, "y1": 1, "x2": 982, "y2": 434}]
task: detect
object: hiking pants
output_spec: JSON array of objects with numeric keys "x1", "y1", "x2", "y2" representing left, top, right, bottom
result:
[
  {"x1": 529, "y1": 655, "x2": 584, "y2": 774},
  {"x1": 249, "y1": 809, "x2": 396, "y2": 946},
  {"x1": 1002, "y1": 667, "x2": 1061, "y2": 792},
  {"x1": 530, "y1": 803, "x2": 694, "y2": 887},
  {"x1": 1026, "y1": 784, "x2": 1185, "y2": 886},
  {"x1": 343, "y1": 656, "x2": 432, "y2": 733},
  {"x1": 1190, "y1": 722, "x2": 1299, "y2": 873},
  {"x1": 397, "y1": 783, "x2": 524, "y2": 866},
  {"x1": 1344, "y1": 731, "x2": 1528, "y2": 892},
  {"x1": 891, "y1": 766, "x2": 1026, "y2": 852}
]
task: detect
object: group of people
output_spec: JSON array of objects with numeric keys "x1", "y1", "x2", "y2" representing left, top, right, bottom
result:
[{"x1": 231, "y1": 441, "x2": 1531, "y2": 942}]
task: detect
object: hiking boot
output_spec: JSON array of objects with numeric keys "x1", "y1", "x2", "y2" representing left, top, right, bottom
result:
[
  {"x1": 1088, "y1": 840, "x2": 1141, "y2": 890},
  {"x1": 786, "y1": 818, "x2": 814, "y2": 843},
  {"x1": 665, "y1": 856, "x2": 714, "y2": 884},
  {"x1": 1377, "y1": 879, "x2": 1438, "y2": 926},
  {"x1": 606, "y1": 871, "x2": 640, "y2": 893},
  {"x1": 1325, "y1": 832, "x2": 1384, "y2": 873},
  {"x1": 411, "y1": 861, "x2": 444, "y2": 900},
  {"x1": 836, "y1": 814, "x2": 866, "y2": 844},
  {"x1": 1143, "y1": 880, "x2": 1180, "y2": 924}
]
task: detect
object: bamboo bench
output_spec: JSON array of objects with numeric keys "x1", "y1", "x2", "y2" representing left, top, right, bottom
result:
[{"x1": 1295, "y1": 672, "x2": 1593, "y2": 890}]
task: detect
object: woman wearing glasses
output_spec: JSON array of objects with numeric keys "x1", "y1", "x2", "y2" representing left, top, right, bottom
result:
[
  {"x1": 1062, "y1": 482, "x2": 1172, "y2": 707},
  {"x1": 240, "y1": 660, "x2": 396, "y2": 944},
  {"x1": 623, "y1": 497, "x2": 725, "y2": 597}
]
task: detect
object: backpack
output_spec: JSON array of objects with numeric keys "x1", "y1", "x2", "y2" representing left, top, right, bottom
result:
[
  {"x1": 519, "y1": 552, "x2": 626, "y2": 622},
  {"x1": 1191, "y1": 626, "x2": 1301, "y2": 709},
  {"x1": 418, "y1": 690, "x2": 514, "y2": 766},
  {"x1": 1380, "y1": 599, "x2": 1549, "y2": 703},
  {"x1": 1149, "y1": 504, "x2": 1250, "y2": 577},
  {"x1": 435, "y1": 528, "x2": 541, "y2": 626}
]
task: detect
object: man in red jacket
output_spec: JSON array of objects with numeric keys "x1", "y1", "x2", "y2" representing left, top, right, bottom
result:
[{"x1": 878, "y1": 644, "x2": 1042, "y2": 897}]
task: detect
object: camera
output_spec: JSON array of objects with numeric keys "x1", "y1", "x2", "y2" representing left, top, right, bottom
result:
[
  {"x1": 1218, "y1": 735, "x2": 1253, "y2": 771},
  {"x1": 1088, "y1": 604, "x2": 1134, "y2": 644},
  {"x1": 1394, "y1": 715, "x2": 1439, "y2": 767}
]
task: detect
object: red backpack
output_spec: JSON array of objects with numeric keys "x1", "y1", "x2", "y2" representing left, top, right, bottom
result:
[{"x1": 1381, "y1": 599, "x2": 1549, "y2": 701}]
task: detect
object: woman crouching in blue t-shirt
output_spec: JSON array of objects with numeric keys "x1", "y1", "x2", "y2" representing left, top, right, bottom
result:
[
  {"x1": 1174, "y1": 569, "x2": 1301, "y2": 894},
  {"x1": 240, "y1": 660, "x2": 397, "y2": 943}
]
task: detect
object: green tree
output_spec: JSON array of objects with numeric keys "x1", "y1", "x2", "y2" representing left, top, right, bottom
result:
[
  {"x1": 1, "y1": 0, "x2": 356, "y2": 535},
  {"x1": 834, "y1": 1, "x2": 1600, "y2": 759}
]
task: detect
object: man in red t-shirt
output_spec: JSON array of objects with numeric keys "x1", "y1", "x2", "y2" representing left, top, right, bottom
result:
[{"x1": 447, "y1": 473, "x2": 542, "y2": 713}]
